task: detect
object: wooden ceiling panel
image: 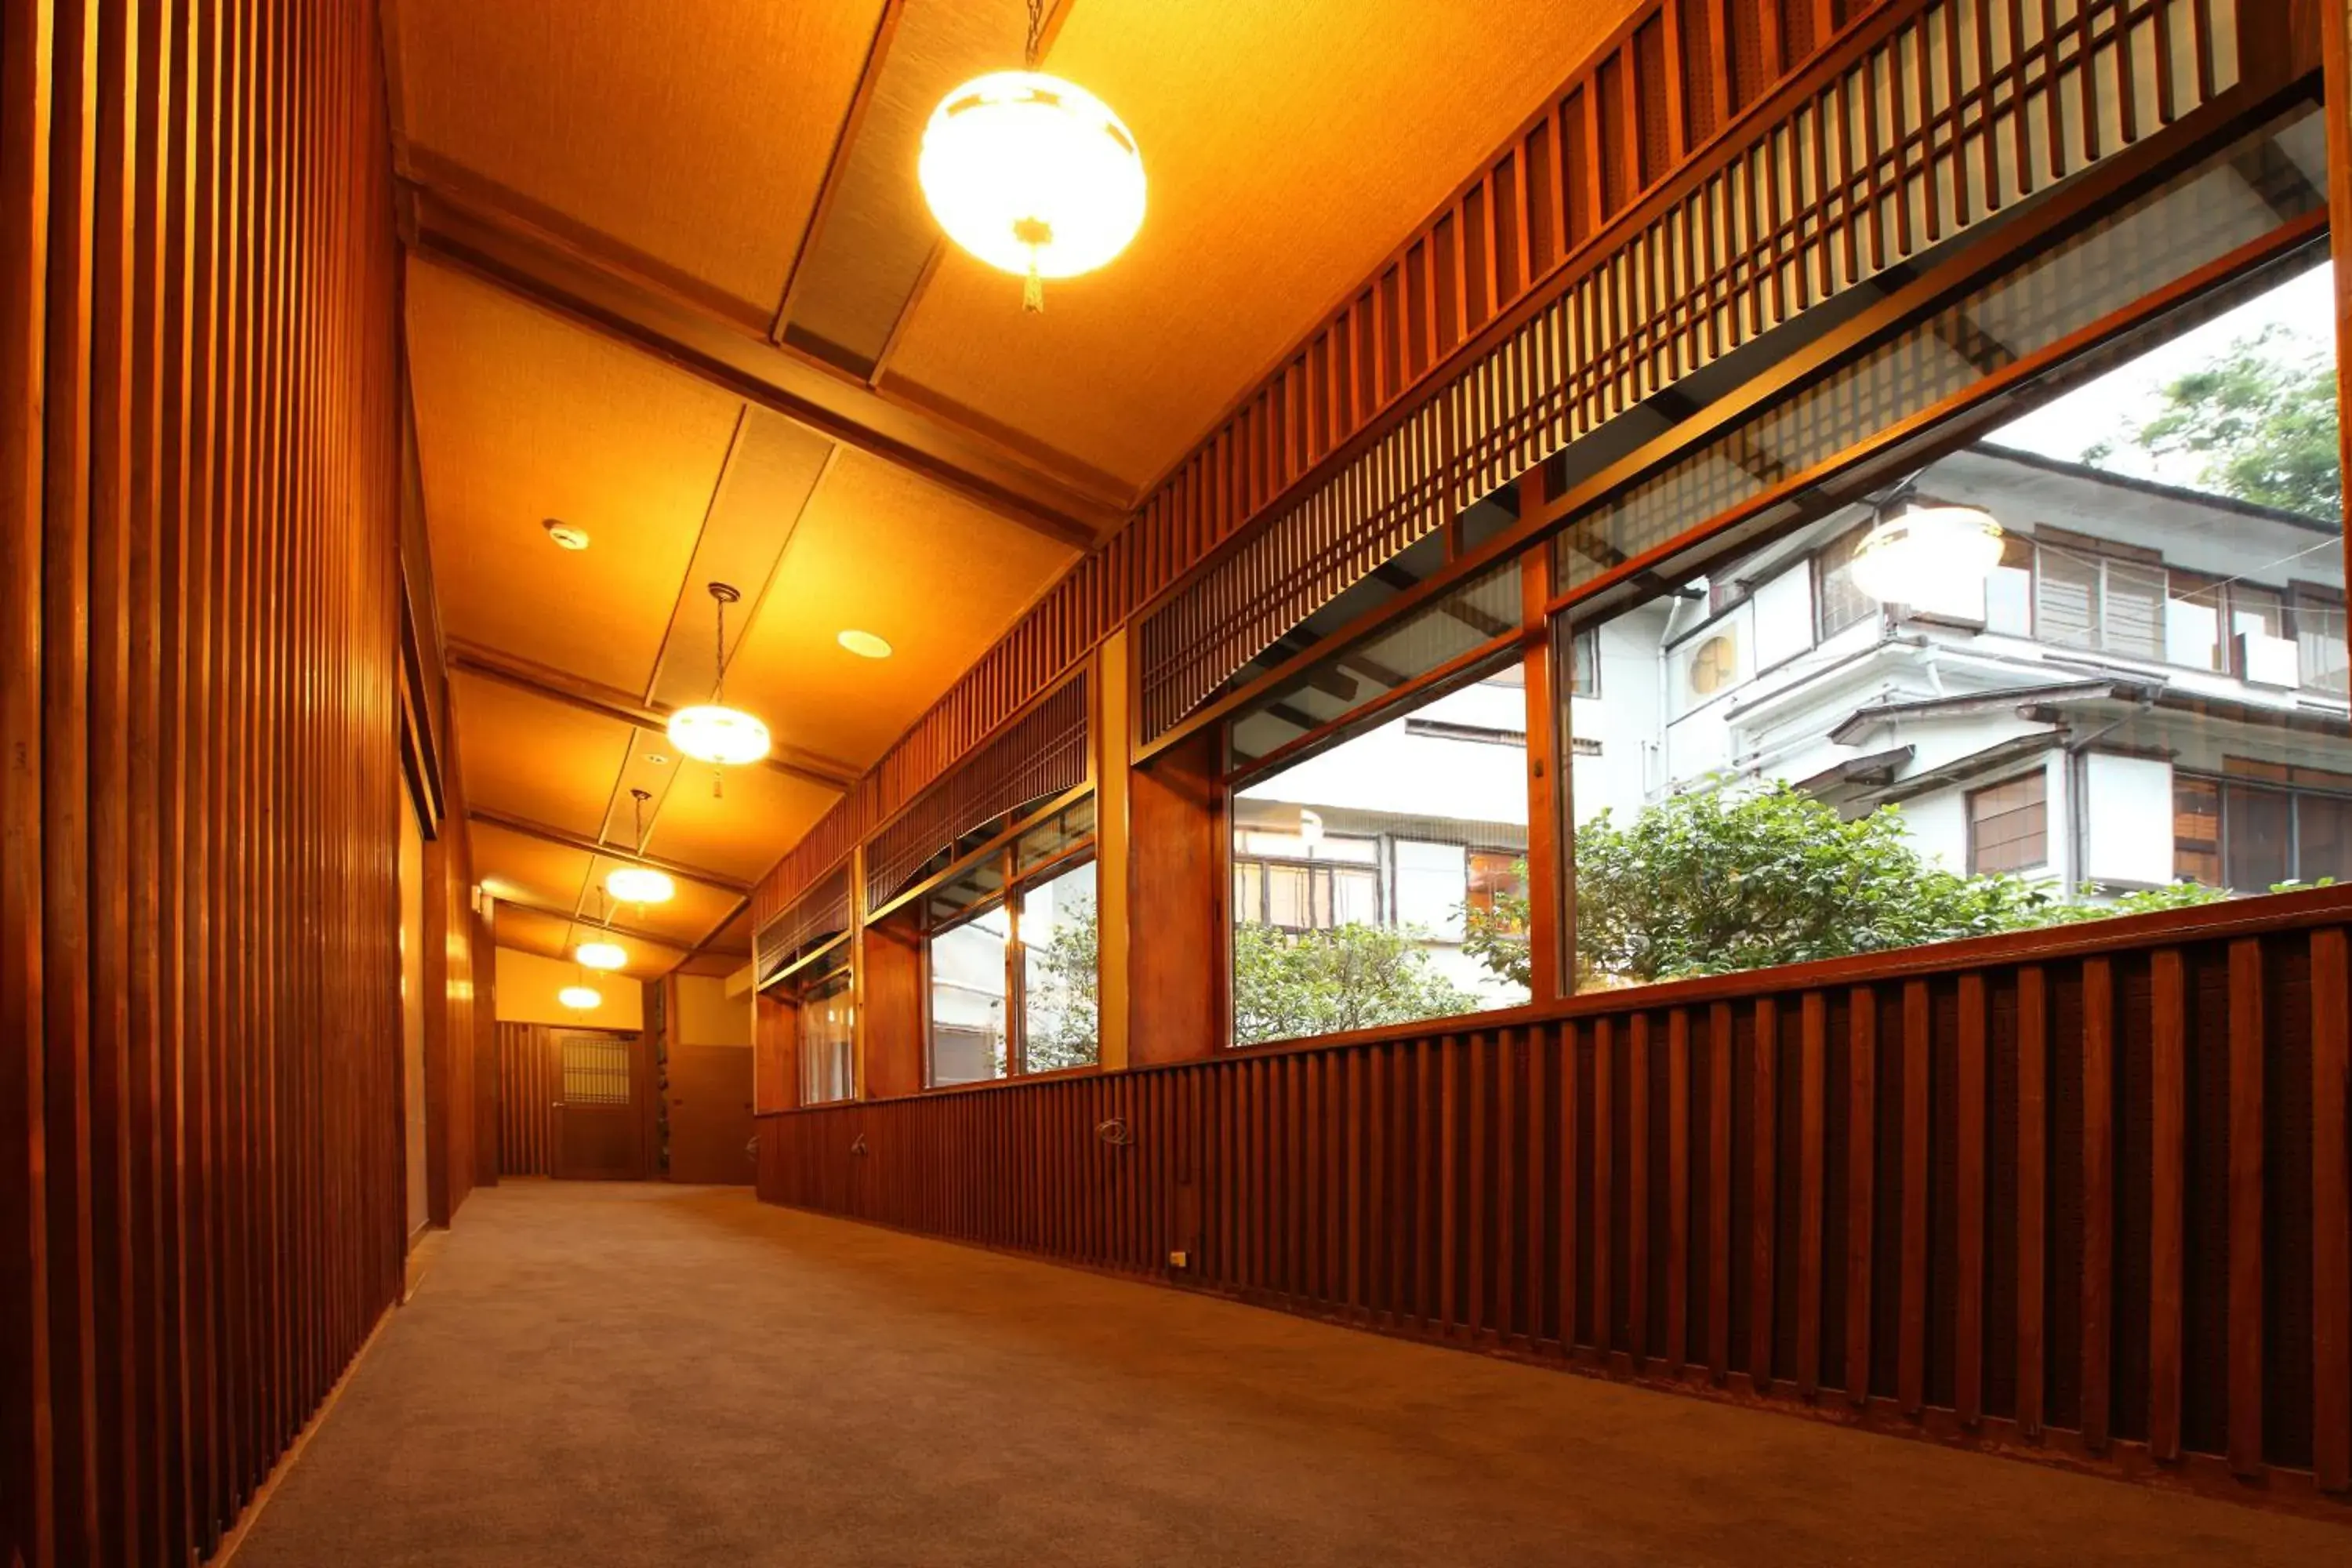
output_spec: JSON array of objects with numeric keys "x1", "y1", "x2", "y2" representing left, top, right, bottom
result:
[
  {"x1": 725, "y1": 448, "x2": 1076, "y2": 769},
  {"x1": 882, "y1": 0, "x2": 1646, "y2": 488},
  {"x1": 643, "y1": 760, "x2": 840, "y2": 887},
  {"x1": 451, "y1": 670, "x2": 639, "y2": 838},
  {"x1": 407, "y1": 260, "x2": 745, "y2": 694},
  {"x1": 468, "y1": 818, "x2": 742, "y2": 953},
  {"x1": 388, "y1": 0, "x2": 887, "y2": 314}
]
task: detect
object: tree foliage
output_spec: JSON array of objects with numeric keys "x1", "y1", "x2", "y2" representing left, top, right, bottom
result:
[
  {"x1": 1024, "y1": 898, "x2": 1102, "y2": 1071},
  {"x1": 2088, "y1": 325, "x2": 2341, "y2": 520},
  {"x1": 1463, "y1": 783, "x2": 2234, "y2": 992},
  {"x1": 1232, "y1": 921, "x2": 1479, "y2": 1046}
]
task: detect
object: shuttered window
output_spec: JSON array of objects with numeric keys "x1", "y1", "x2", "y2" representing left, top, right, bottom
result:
[{"x1": 2034, "y1": 543, "x2": 2165, "y2": 659}]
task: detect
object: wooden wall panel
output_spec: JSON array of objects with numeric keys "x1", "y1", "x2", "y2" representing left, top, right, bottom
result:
[
  {"x1": 760, "y1": 890, "x2": 2352, "y2": 1518},
  {"x1": 0, "y1": 2, "x2": 411, "y2": 1564}
]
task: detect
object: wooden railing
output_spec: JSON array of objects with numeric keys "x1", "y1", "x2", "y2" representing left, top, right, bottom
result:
[{"x1": 759, "y1": 887, "x2": 2352, "y2": 1515}]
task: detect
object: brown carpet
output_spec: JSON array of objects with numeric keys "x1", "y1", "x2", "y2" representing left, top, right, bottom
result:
[{"x1": 230, "y1": 1181, "x2": 2344, "y2": 1566}]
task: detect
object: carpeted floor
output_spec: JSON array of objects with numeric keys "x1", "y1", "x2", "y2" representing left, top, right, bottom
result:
[{"x1": 230, "y1": 1181, "x2": 2345, "y2": 1567}]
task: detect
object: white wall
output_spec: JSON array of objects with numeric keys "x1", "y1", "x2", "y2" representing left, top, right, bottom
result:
[
  {"x1": 2082, "y1": 752, "x2": 2176, "y2": 886},
  {"x1": 495, "y1": 946, "x2": 644, "y2": 1030},
  {"x1": 674, "y1": 973, "x2": 751, "y2": 1047}
]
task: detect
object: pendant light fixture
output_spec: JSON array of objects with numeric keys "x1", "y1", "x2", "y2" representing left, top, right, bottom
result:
[
  {"x1": 575, "y1": 940, "x2": 628, "y2": 972},
  {"x1": 918, "y1": 0, "x2": 1145, "y2": 311},
  {"x1": 558, "y1": 974, "x2": 602, "y2": 1011},
  {"x1": 605, "y1": 788, "x2": 676, "y2": 906},
  {"x1": 667, "y1": 582, "x2": 770, "y2": 776},
  {"x1": 1850, "y1": 503, "x2": 2006, "y2": 605}
]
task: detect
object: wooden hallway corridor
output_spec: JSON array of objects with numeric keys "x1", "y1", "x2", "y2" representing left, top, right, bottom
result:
[{"x1": 227, "y1": 1184, "x2": 2340, "y2": 1567}]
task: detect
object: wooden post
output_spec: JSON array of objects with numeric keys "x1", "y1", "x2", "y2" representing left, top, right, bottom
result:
[{"x1": 1095, "y1": 630, "x2": 1132, "y2": 1072}]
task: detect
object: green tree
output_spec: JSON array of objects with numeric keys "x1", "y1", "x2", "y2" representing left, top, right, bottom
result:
[
  {"x1": 1232, "y1": 921, "x2": 1479, "y2": 1046},
  {"x1": 1461, "y1": 784, "x2": 2232, "y2": 992},
  {"x1": 1024, "y1": 898, "x2": 1101, "y2": 1071},
  {"x1": 2089, "y1": 326, "x2": 2341, "y2": 520}
]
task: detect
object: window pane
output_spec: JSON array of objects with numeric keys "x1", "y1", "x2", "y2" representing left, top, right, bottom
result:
[
  {"x1": 1815, "y1": 524, "x2": 1877, "y2": 638},
  {"x1": 2298, "y1": 793, "x2": 2352, "y2": 884},
  {"x1": 1015, "y1": 796, "x2": 1096, "y2": 871},
  {"x1": 1969, "y1": 771, "x2": 2049, "y2": 874},
  {"x1": 2295, "y1": 589, "x2": 2349, "y2": 695},
  {"x1": 798, "y1": 970, "x2": 855, "y2": 1105},
  {"x1": 929, "y1": 906, "x2": 1009, "y2": 1086},
  {"x1": 2223, "y1": 786, "x2": 2292, "y2": 891},
  {"x1": 1232, "y1": 665, "x2": 1531, "y2": 1045},
  {"x1": 2174, "y1": 778, "x2": 2223, "y2": 886},
  {"x1": 1020, "y1": 859, "x2": 1098, "y2": 1072},
  {"x1": 1560, "y1": 252, "x2": 2343, "y2": 994}
]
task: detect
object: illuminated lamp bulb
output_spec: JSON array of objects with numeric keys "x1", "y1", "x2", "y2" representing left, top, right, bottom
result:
[
  {"x1": 558, "y1": 984, "x2": 601, "y2": 1011},
  {"x1": 919, "y1": 70, "x2": 1145, "y2": 310},
  {"x1": 666, "y1": 703, "x2": 770, "y2": 766},
  {"x1": 1849, "y1": 505, "x2": 2005, "y2": 605},
  {"x1": 575, "y1": 940, "x2": 627, "y2": 972},
  {"x1": 605, "y1": 866, "x2": 675, "y2": 905}
]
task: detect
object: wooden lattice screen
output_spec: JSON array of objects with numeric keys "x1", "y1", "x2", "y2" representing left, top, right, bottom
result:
[
  {"x1": 753, "y1": 861, "x2": 852, "y2": 984},
  {"x1": 862, "y1": 673, "x2": 1091, "y2": 914},
  {"x1": 1134, "y1": 0, "x2": 2247, "y2": 740}
]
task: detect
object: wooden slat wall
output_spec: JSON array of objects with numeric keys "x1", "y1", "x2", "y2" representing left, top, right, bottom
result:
[
  {"x1": 496, "y1": 1023, "x2": 559, "y2": 1179},
  {"x1": 0, "y1": 2, "x2": 410, "y2": 1565},
  {"x1": 760, "y1": 891, "x2": 2352, "y2": 1514},
  {"x1": 753, "y1": 0, "x2": 1902, "y2": 925}
]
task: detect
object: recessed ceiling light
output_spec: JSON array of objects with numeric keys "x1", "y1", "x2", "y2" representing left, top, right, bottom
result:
[
  {"x1": 838, "y1": 629, "x2": 893, "y2": 659},
  {"x1": 644, "y1": 753, "x2": 669, "y2": 766},
  {"x1": 543, "y1": 518, "x2": 590, "y2": 550}
]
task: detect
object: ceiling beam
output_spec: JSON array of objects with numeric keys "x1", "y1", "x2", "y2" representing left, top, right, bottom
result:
[
  {"x1": 470, "y1": 804, "x2": 751, "y2": 896},
  {"x1": 490, "y1": 891, "x2": 713, "y2": 955},
  {"x1": 447, "y1": 638, "x2": 862, "y2": 794},
  {"x1": 399, "y1": 162, "x2": 1123, "y2": 552}
]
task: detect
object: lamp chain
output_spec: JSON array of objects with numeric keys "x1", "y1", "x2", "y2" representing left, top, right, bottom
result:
[{"x1": 1024, "y1": 0, "x2": 1044, "y2": 67}]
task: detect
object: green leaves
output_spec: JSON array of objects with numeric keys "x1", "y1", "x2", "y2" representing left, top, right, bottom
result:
[
  {"x1": 2112, "y1": 325, "x2": 2340, "y2": 520},
  {"x1": 1232, "y1": 921, "x2": 1482, "y2": 1046}
]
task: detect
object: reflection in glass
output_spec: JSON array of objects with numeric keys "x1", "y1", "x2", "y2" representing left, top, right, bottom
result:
[
  {"x1": 1020, "y1": 859, "x2": 1098, "y2": 1072},
  {"x1": 1232, "y1": 667, "x2": 1532, "y2": 1045},
  {"x1": 1559, "y1": 260, "x2": 2346, "y2": 993},
  {"x1": 928, "y1": 906, "x2": 1009, "y2": 1085},
  {"x1": 798, "y1": 967, "x2": 855, "y2": 1105}
]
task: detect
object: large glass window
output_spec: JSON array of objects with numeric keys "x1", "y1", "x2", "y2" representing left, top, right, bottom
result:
[
  {"x1": 1560, "y1": 252, "x2": 2344, "y2": 992},
  {"x1": 924, "y1": 797, "x2": 1099, "y2": 1086},
  {"x1": 1229, "y1": 657, "x2": 1534, "y2": 1047}
]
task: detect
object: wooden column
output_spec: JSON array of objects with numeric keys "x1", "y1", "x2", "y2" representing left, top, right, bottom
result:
[
  {"x1": 1127, "y1": 726, "x2": 1225, "y2": 1068},
  {"x1": 1518, "y1": 495, "x2": 1565, "y2": 1004},
  {"x1": 1094, "y1": 629, "x2": 1133, "y2": 1071}
]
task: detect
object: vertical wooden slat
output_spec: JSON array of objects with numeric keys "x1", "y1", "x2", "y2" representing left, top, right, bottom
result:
[
  {"x1": 1667, "y1": 1007, "x2": 1690, "y2": 1371},
  {"x1": 1956, "y1": 972, "x2": 1987, "y2": 1427},
  {"x1": 2149, "y1": 948, "x2": 2185, "y2": 1464},
  {"x1": 1899, "y1": 979, "x2": 1930, "y2": 1419},
  {"x1": 1846, "y1": 985, "x2": 1875, "y2": 1406},
  {"x1": 1750, "y1": 996, "x2": 1777, "y2": 1396},
  {"x1": 2082, "y1": 956, "x2": 2115, "y2": 1454},
  {"x1": 1628, "y1": 1014, "x2": 1650, "y2": 1364},
  {"x1": 2226, "y1": 938, "x2": 2263, "y2": 1478},
  {"x1": 1708, "y1": 1000, "x2": 1732, "y2": 1382},
  {"x1": 2314, "y1": 925, "x2": 2350, "y2": 1494},
  {"x1": 1796, "y1": 992, "x2": 1824, "y2": 1400},
  {"x1": 2016, "y1": 964, "x2": 2047, "y2": 1439},
  {"x1": 1592, "y1": 1018, "x2": 1613, "y2": 1356}
]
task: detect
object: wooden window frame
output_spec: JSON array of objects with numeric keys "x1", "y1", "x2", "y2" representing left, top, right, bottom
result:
[
  {"x1": 1965, "y1": 770, "x2": 2052, "y2": 877},
  {"x1": 921, "y1": 836, "x2": 1101, "y2": 1088}
]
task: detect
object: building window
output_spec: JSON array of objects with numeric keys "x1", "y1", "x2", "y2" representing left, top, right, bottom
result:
[
  {"x1": 2034, "y1": 539, "x2": 2165, "y2": 659},
  {"x1": 2175, "y1": 767, "x2": 2352, "y2": 890},
  {"x1": 797, "y1": 962, "x2": 855, "y2": 1105},
  {"x1": 1968, "y1": 771, "x2": 2048, "y2": 874},
  {"x1": 1814, "y1": 523, "x2": 1877, "y2": 639},
  {"x1": 2295, "y1": 585, "x2": 2350, "y2": 695},
  {"x1": 924, "y1": 799, "x2": 1098, "y2": 1087},
  {"x1": 1567, "y1": 625, "x2": 1600, "y2": 697}
]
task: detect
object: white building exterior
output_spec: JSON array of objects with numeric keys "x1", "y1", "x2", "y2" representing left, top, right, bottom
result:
[{"x1": 1235, "y1": 441, "x2": 2351, "y2": 996}]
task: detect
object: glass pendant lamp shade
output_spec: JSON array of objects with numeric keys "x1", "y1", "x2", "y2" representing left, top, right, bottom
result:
[
  {"x1": 606, "y1": 866, "x2": 675, "y2": 905},
  {"x1": 666, "y1": 703, "x2": 770, "y2": 766},
  {"x1": 1850, "y1": 505, "x2": 2005, "y2": 604},
  {"x1": 574, "y1": 940, "x2": 628, "y2": 971},
  {"x1": 557, "y1": 983, "x2": 601, "y2": 1011},
  {"x1": 919, "y1": 71, "x2": 1145, "y2": 283}
]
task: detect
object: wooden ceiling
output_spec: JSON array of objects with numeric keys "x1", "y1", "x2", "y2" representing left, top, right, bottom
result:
[{"x1": 384, "y1": 0, "x2": 1641, "y2": 978}]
